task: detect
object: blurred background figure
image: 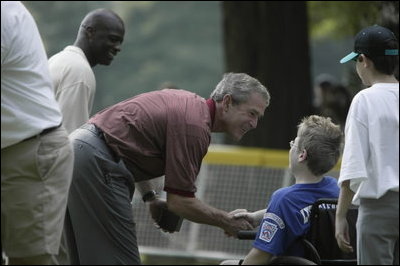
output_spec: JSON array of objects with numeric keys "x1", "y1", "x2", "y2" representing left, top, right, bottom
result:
[{"x1": 313, "y1": 73, "x2": 352, "y2": 131}]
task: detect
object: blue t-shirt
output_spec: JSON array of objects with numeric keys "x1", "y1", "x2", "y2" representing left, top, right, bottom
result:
[{"x1": 253, "y1": 176, "x2": 339, "y2": 256}]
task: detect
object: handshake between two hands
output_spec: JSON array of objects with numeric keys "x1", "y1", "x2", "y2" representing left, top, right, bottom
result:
[
  {"x1": 147, "y1": 197, "x2": 259, "y2": 238},
  {"x1": 225, "y1": 209, "x2": 260, "y2": 238}
]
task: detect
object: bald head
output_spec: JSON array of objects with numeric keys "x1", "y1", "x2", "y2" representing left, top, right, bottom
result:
[
  {"x1": 80, "y1": 9, "x2": 124, "y2": 34},
  {"x1": 75, "y1": 8, "x2": 125, "y2": 67}
]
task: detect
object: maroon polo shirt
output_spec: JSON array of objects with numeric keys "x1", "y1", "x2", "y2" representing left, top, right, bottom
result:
[{"x1": 89, "y1": 89, "x2": 214, "y2": 197}]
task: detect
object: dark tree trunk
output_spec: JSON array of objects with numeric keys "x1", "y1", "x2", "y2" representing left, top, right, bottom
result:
[
  {"x1": 379, "y1": 1, "x2": 399, "y2": 80},
  {"x1": 222, "y1": 1, "x2": 313, "y2": 149}
]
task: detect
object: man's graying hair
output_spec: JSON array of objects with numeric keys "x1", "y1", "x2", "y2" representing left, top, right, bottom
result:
[{"x1": 210, "y1": 73, "x2": 270, "y2": 106}]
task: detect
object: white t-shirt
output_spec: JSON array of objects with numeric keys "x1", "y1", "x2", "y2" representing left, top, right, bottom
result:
[
  {"x1": 1, "y1": 1, "x2": 63, "y2": 149},
  {"x1": 338, "y1": 83, "x2": 399, "y2": 205},
  {"x1": 49, "y1": 46, "x2": 96, "y2": 133}
]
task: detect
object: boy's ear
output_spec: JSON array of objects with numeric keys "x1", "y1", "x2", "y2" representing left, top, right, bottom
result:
[
  {"x1": 298, "y1": 149, "x2": 307, "y2": 162},
  {"x1": 359, "y1": 54, "x2": 372, "y2": 68}
]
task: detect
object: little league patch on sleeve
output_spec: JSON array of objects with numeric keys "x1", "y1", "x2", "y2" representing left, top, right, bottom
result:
[
  {"x1": 264, "y1": 212, "x2": 285, "y2": 229},
  {"x1": 259, "y1": 221, "x2": 278, "y2": 242}
]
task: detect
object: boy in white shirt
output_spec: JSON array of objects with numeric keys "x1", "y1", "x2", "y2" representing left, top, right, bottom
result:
[{"x1": 335, "y1": 25, "x2": 399, "y2": 265}]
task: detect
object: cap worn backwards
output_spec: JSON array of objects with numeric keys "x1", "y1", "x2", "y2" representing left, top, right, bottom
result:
[{"x1": 340, "y1": 25, "x2": 399, "y2": 64}]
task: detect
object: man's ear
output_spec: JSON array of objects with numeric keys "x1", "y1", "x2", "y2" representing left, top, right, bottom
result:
[
  {"x1": 222, "y1": 94, "x2": 232, "y2": 112},
  {"x1": 85, "y1": 26, "x2": 96, "y2": 39}
]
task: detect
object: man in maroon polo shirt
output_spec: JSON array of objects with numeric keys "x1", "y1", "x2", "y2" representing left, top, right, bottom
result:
[{"x1": 65, "y1": 72, "x2": 271, "y2": 264}]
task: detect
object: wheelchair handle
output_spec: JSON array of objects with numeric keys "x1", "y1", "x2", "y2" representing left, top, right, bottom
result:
[{"x1": 237, "y1": 230, "x2": 257, "y2": 240}]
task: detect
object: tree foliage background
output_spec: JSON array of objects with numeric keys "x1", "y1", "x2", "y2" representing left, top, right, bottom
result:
[
  {"x1": 23, "y1": 1, "x2": 398, "y2": 148},
  {"x1": 24, "y1": 1, "x2": 224, "y2": 113}
]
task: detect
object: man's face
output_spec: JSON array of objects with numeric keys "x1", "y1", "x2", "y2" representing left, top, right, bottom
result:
[
  {"x1": 223, "y1": 92, "x2": 267, "y2": 141},
  {"x1": 90, "y1": 19, "x2": 125, "y2": 66}
]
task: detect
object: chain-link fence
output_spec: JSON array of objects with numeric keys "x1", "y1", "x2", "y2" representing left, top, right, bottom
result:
[{"x1": 134, "y1": 145, "x2": 340, "y2": 262}]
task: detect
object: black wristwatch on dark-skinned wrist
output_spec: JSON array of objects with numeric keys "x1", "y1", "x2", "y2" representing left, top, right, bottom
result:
[{"x1": 142, "y1": 190, "x2": 157, "y2": 202}]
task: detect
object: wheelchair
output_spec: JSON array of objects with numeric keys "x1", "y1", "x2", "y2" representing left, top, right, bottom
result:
[{"x1": 237, "y1": 198, "x2": 358, "y2": 265}]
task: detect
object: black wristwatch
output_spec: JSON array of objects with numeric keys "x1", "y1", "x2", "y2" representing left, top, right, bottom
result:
[{"x1": 142, "y1": 190, "x2": 157, "y2": 202}]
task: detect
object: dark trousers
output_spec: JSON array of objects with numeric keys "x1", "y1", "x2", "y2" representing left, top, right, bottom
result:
[{"x1": 65, "y1": 123, "x2": 140, "y2": 265}]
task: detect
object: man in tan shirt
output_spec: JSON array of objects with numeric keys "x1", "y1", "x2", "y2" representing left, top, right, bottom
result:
[
  {"x1": 48, "y1": 9, "x2": 125, "y2": 264},
  {"x1": 49, "y1": 8, "x2": 125, "y2": 133}
]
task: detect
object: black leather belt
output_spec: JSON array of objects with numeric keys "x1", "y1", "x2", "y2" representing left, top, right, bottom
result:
[{"x1": 23, "y1": 124, "x2": 62, "y2": 142}]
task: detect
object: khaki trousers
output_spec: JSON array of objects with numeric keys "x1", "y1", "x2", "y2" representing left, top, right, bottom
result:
[
  {"x1": 1, "y1": 126, "x2": 74, "y2": 263},
  {"x1": 358, "y1": 191, "x2": 399, "y2": 265}
]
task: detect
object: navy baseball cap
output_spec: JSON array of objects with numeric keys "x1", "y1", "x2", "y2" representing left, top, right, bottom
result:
[{"x1": 340, "y1": 25, "x2": 398, "y2": 64}]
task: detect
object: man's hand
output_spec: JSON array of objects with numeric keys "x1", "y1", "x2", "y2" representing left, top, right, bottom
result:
[
  {"x1": 223, "y1": 213, "x2": 254, "y2": 238},
  {"x1": 148, "y1": 198, "x2": 183, "y2": 233},
  {"x1": 148, "y1": 197, "x2": 168, "y2": 221},
  {"x1": 230, "y1": 209, "x2": 265, "y2": 228},
  {"x1": 228, "y1": 208, "x2": 248, "y2": 216},
  {"x1": 147, "y1": 198, "x2": 172, "y2": 232},
  {"x1": 231, "y1": 210, "x2": 259, "y2": 228}
]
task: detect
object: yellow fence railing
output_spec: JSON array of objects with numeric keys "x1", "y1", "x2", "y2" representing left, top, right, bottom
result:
[{"x1": 204, "y1": 144, "x2": 341, "y2": 171}]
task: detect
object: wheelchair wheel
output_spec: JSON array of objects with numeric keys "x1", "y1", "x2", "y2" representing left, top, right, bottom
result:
[{"x1": 269, "y1": 256, "x2": 317, "y2": 265}]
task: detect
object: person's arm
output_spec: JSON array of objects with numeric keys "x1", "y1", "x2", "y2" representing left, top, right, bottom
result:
[
  {"x1": 242, "y1": 248, "x2": 272, "y2": 265},
  {"x1": 335, "y1": 180, "x2": 355, "y2": 253},
  {"x1": 135, "y1": 177, "x2": 173, "y2": 231},
  {"x1": 166, "y1": 193, "x2": 253, "y2": 237}
]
